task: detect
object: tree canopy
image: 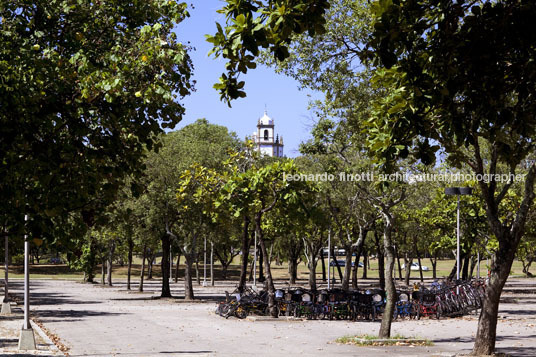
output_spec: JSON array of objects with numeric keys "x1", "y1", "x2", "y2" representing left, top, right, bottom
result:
[{"x1": 0, "y1": 0, "x2": 193, "y2": 236}]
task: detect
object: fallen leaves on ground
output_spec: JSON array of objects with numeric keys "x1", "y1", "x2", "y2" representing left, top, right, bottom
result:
[{"x1": 32, "y1": 317, "x2": 70, "y2": 356}]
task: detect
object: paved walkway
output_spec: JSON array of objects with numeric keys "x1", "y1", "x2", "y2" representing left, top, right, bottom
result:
[
  {"x1": 3, "y1": 279, "x2": 536, "y2": 356},
  {"x1": 0, "y1": 302, "x2": 62, "y2": 356}
]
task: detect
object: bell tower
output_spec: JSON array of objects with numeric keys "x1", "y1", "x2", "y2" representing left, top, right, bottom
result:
[{"x1": 252, "y1": 111, "x2": 284, "y2": 157}]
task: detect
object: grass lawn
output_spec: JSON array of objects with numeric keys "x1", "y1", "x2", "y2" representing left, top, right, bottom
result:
[
  {"x1": 2, "y1": 257, "x2": 531, "y2": 282},
  {"x1": 336, "y1": 334, "x2": 433, "y2": 346}
]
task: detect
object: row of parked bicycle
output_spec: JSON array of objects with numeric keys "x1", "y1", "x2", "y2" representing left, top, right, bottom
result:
[{"x1": 215, "y1": 279, "x2": 487, "y2": 320}]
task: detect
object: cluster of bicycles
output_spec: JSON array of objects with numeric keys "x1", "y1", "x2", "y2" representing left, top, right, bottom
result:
[
  {"x1": 419, "y1": 279, "x2": 487, "y2": 319},
  {"x1": 216, "y1": 279, "x2": 486, "y2": 321},
  {"x1": 386, "y1": 279, "x2": 487, "y2": 320},
  {"x1": 215, "y1": 286, "x2": 269, "y2": 319},
  {"x1": 216, "y1": 286, "x2": 386, "y2": 320}
]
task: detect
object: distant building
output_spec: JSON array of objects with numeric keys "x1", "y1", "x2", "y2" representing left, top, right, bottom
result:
[{"x1": 252, "y1": 111, "x2": 284, "y2": 157}]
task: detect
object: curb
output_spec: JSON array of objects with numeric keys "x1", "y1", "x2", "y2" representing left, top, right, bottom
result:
[
  {"x1": 352, "y1": 338, "x2": 430, "y2": 343},
  {"x1": 30, "y1": 319, "x2": 62, "y2": 355},
  {"x1": 246, "y1": 316, "x2": 304, "y2": 322},
  {"x1": 174, "y1": 300, "x2": 209, "y2": 304}
]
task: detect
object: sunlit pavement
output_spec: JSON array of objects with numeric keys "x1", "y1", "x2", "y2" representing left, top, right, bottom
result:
[{"x1": 4, "y1": 278, "x2": 536, "y2": 356}]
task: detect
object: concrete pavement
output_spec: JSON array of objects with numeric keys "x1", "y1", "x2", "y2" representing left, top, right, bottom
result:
[{"x1": 3, "y1": 278, "x2": 536, "y2": 356}]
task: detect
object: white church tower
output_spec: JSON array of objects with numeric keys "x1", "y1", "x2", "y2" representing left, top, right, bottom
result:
[{"x1": 252, "y1": 111, "x2": 284, "y2": 157}]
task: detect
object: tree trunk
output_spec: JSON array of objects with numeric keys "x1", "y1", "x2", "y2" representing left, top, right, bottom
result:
[
  {"x1": 195, "y1": 254, "x2": 200, "y2": 285},
  {"x1": 3, "y1": 235, "x2": 9, "y2": 302},
  {"x1": 414, "y1": 237, "x2": 424, "y2": 282},
  {"x1": 472, "y1": 243, "x2": 516, "y2": 354},
  {"x1": 147, "y1": 251, "x2": 154, "y2": 280},
  {"x1": 395, "y1": 247, "x2": 403, "y2": 280},
  {"x1": 321, "y1": 249, "x2": 326, "y2": 282},
  {"x1": 522, "y1": 258, "x2": 534, "y2": 277},
  {"x1": 379, "y1": 213, "x2": 396, "y2": 339},
  {"x1": 127, "y1": 238, "x2": 133, "y2": 290},
  {"x1": 308, "y1": 250, "x2": 318, "y2": 291},
  {"x1": 288, "y1": 257, "x2": 298, "y2": 285},
  {"x1": 238, "y1": 215, "x2": 250, "y2": 292},
  {"x1": 471, "y1": 159, "x2": 536, "y2": 355},
  {"x1": 352, "y1": 249, "x2": 361, "y2": 289},
  {"x1": 107, "y1": 241, "x2": 115, "y2": 286},
  {"x1": 174, "y1": 251, "x2": 181, "y2": 283},
  {"x1": 248, "y1": 253, "x2": 255, "y2": 282},
  {"x1": 375, "y1": 229, "x2": 385, "y2": 291},
  {"x1": 342, "y1": 246, "x2": 353, "y2": 291},
  {"x1": 462, "y1": 253, "x2": 471, "y2": 281},
  {"x1": 258, "y1": 244, "x2": 264, "y2": 282},
  {"x1": 85, "y1": 239, "x2": 95, "y2": 283},
  {"x1": 330, "y1": 244, "x2": 344, "y2": 282},
  {"x1": 183, "y1": 253, "x2": 195, "y2": 300},
  {"x1": 139, "y1": 244, "x2": 146, "y2": 292},
  {"x1": 430, "y1": 255, "x2": 437, "y2": 279},
  {"x1": 449, "y1": 251, "x2": 466, "y2": 281},
  {"x1": 404, "y1": 254, "x2": 412, "y2": 286},
  {"x1": 210, "y1": 242, "x2": 214, "y2": 287},
  {"x1": 220, "y1": 260, "x2": 229, "y2": 280},
  {"x1": 101, "y1": 257, "x2": 106, "y2": 285},
  {"x1": 362, "y1": 251, "x2": 368, "y2": 279},
  {"x1": 161, "y1": 234, "x2": 171, "y2": 298},
  {"x1": 469, "y1": 255, "x2": 477, "y2": 279},
  {"x1": 288, "y1": 236, "x2": 302, "y2": 285},
  {"x1": 256, "y1": 213, "x2": 277, "y2": 317}
]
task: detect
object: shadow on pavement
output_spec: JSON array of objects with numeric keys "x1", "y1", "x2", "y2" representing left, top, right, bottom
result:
[
  {"x1": 30, "y1": 291, "x2": 103, "y2": 306},
  {"x1": 495, "y1": 347, "x2": 536, "y2": 357},
  {"x1": 33, "y1": 308, "x2": 127, "y2": 323}
]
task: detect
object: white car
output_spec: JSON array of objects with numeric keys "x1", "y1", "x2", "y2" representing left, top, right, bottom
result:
[{"x1": 401, "y1": 262, "x2": 429, "y2": 271}]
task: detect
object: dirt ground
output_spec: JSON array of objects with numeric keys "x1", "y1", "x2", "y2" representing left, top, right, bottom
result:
[{"x1": 1, "y1": 277, "x2": 535, "y2": 356}]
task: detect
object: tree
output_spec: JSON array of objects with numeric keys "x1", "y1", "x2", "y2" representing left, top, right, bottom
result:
[
  {"x1": 516, "y1": 200, "x2": 536, "y2": 277},
  {"x1": 210, "y1": 1, "x2": 536, "y2": 347},
  {"x1": 212, "y1": 223, "x2": 241, "y2": 281},
  {"x1": 216, "y1": 144, "x2": 259, "y2": 292},
  {"x1": 222, "y1": 159, "x2": 314, "y2": 314},
  {"x1": 366, "y1": 1, "x2": 536, "y2": 353},
  {"x1": 142, "y1": 120, "x2": 240, "y2": 298},
  {"x1": 283, "y1": 161, "x2": 328, "y2": 290},
  {"x1": 207, "y1": 0, "x2": 330, "y2": 104},
  {"x1": 0, "y1": 1, "x2": 193, "y2": 246},
  {"x1": 265, "y1": 210, "x2": 304, "y2": 285},
  {"x1": 362, "y1": 183, "x2": 405, "y2": 338}
]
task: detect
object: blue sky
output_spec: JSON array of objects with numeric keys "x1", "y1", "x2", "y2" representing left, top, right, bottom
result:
[{"x1": 174, "y1": 1, "x2": 320, "y2": 157}]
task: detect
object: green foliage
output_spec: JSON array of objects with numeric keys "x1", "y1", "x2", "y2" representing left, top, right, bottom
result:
[
  {"x1": 366, "y1": 0, "x2": 536, "y2": 170},
  {"x1": 207, "y1": 0, "x2": 330, "y2": 104},
  {"x1": 136, "y1": 120, "x2": 241, "y2": 252},
  {"x1": 0, "y1": 0, "x2": 193, "y2": 240}
]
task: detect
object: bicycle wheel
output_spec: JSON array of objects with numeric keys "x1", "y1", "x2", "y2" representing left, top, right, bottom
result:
[
  {"x1": 285, "y1": 303, "x2": 292, "y2": 316},
  {"x1": 410, "y1": 304, "x2": 417, "y2": 320},
  {"x1": 235, "y1": 305, "x2": 249, "y2": 319},
  {"x1": 436, "y1": 304, "x2": 441, "y2": 320},
  {"x1": 294, "y1": 305, "x2": 301, "y2": 318},
  {"x1": 220, "y1": 304, "x2": 231, "y2": 317}
]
